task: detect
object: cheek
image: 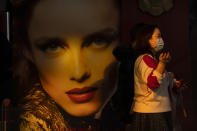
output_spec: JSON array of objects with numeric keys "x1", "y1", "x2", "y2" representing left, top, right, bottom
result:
[
  {"x1": 84, "y1": 46, "x2": 118, "y2": 92},
  {"x1": 154, "y1": 40, "x2": 158, "y2": 46},
  {"x1": 84, "y1": 48, "x2": 118, "y2": 98},
  {"x1": 84, "y1": 46, "x2": 117, "y2": 73},
  {"x1": 31, "y1": 50, "x2": 67, "y2": 78},
  {"x1": 150, "y1": 39, "x2": 157, "y2": 48}
]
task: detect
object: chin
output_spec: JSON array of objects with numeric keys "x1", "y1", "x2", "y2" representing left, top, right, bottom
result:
[{"x1": 64, "y1": 101, "x2": 102, "y2": 117}]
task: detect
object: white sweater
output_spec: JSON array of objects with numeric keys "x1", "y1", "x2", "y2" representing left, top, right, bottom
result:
[{"x1": 132, "y1": 54, "x2": 173, "y2": 113}]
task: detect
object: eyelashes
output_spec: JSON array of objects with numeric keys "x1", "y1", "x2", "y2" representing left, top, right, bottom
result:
[
  {"x1": 82, "y1": 32, "x2": 118, "y2": 49},
  {"x1": 85, "y1": 37, "x2": 114, "y2": 49},
  {"x1": 36, "y1": 37, "x2": 116, "y2": 53},
  {"x1": 36, "y1": 38, "x2": 67, "y2": 53},
  {"x1": 35, "y1": 30, "x2": 118, "y2": 54}
]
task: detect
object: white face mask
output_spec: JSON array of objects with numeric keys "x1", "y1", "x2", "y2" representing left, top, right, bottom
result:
[{"x1": 154, "y1": 38, "x2": 164, "y2": 52}]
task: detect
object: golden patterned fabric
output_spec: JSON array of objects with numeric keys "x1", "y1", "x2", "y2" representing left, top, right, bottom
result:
[
  {"x1": 19, "y1": 86, "x2": 69, "y2": 131},
  {"x1": 18, "y1": 85, "x2": 123, "y2": 131}
]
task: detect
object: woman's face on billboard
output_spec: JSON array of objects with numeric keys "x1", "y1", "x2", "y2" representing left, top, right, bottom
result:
[{"x1": 28, "y1": 0, "x2": 120, "y2": 117}]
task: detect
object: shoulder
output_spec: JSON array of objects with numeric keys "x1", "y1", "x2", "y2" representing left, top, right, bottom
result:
[
  {"x1": 141, "y1": 54, "x2": 157, "y2": 68},
  {"x1": 19, "y1": 112, "x2": 50, "y2": 131},
  {"x1": 21, "y1": 85, "x2": 53, "y2": 112},
  {"x1": 19, "y1": 85, "x2": 68, "y2": 130}
]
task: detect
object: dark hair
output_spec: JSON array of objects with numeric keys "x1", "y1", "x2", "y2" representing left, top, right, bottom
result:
[
  {"x1": 11, "y1": 0, "x2": 41, "y2": 94},
  {"x1": 129, "y1": 22, "x2": 146, "y2": 44},
  {"x1": 134, "y1": 24, "x2": 159, "y2": 57}
]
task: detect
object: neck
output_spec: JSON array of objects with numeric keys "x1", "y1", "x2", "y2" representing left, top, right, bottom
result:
[{"x1": 151, "y1": 49, "x2": 157, "y2": 56}]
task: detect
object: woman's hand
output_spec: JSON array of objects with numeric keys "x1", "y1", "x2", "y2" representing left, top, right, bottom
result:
[
  {"x1": 155, "y1": 52, "x2": 170, "y2": 74},
  {"x1": 159, "y1": 52, "x2": 171, "y2": 64}
]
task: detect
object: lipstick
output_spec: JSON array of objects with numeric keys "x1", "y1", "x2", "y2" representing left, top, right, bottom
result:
[{"x1": 66, "y1": 87, "x2": 97, "y2": 103}]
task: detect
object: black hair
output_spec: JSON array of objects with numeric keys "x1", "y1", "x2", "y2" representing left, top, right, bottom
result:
[
  {"x1": 134, "y1": 24, "x2": 159, "y2": 58},
  {"x1": 130, "y1": 22, "x2": 146, "y2": 44}
]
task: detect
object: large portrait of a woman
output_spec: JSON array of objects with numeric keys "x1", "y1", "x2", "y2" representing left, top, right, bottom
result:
[{"x1": 12, "y1": 0, "x2": 123, "y2": 130}]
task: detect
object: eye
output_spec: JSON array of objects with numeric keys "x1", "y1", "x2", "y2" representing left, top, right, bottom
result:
[
  {"x1": 37, "y1": 39, "x2": 67, "y2": 53},
  {"x1": 44, "y1": 43, "x2": 64, "y2": 52},
  {"x1": 158, "y1": 34, "x2": 162, "y2": 38},
  {"x1": 90, "y1": 38, "x2": 110, "y2": 49},
  {"x1": 82, "y1": 29, "x2": 119, "y2": 49}
]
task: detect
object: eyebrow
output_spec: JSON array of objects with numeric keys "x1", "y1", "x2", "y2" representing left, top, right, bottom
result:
[
  {"x1": 82, "y1": 28, "x2": 119, "y2": 47},
  {"x1": 34, "y1": 38, "x2": 65, "y2": 46},
  {"x1": 33, "y1": 28, "x2": 119, "y2": 48},
  {"x1": 34, "y1": 37, "x2": 67, "y2": 51}
]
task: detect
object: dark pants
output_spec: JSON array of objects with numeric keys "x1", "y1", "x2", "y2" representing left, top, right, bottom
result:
[{"x1": 127, "y1": 112, "x2": 173, "y2": 131}]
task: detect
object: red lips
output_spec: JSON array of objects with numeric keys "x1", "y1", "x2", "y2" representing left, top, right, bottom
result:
[{"x1": 66, "y1": 87, "x2": 97, "y2": 103}]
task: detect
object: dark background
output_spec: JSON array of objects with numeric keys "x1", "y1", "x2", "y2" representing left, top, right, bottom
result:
[
  {"x1": 0, "y1": 0, "x2": 197, "y2": 130},
  {"x1": 189, "y1": 0, "x2": 197, "y2": 129}
]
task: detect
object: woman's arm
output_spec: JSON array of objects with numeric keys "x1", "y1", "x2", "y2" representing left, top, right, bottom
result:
[{"x1": 136, "y1": 55, "x2": 162, "y2": 89}]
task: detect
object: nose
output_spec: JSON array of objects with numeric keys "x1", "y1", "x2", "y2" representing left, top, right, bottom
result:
[
  {"x1": 70, "y1": 73, "x2": 90, "y2": 83},
  {"x1": 69, "y1": 45, "x2": 90, "y2": 83}
]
